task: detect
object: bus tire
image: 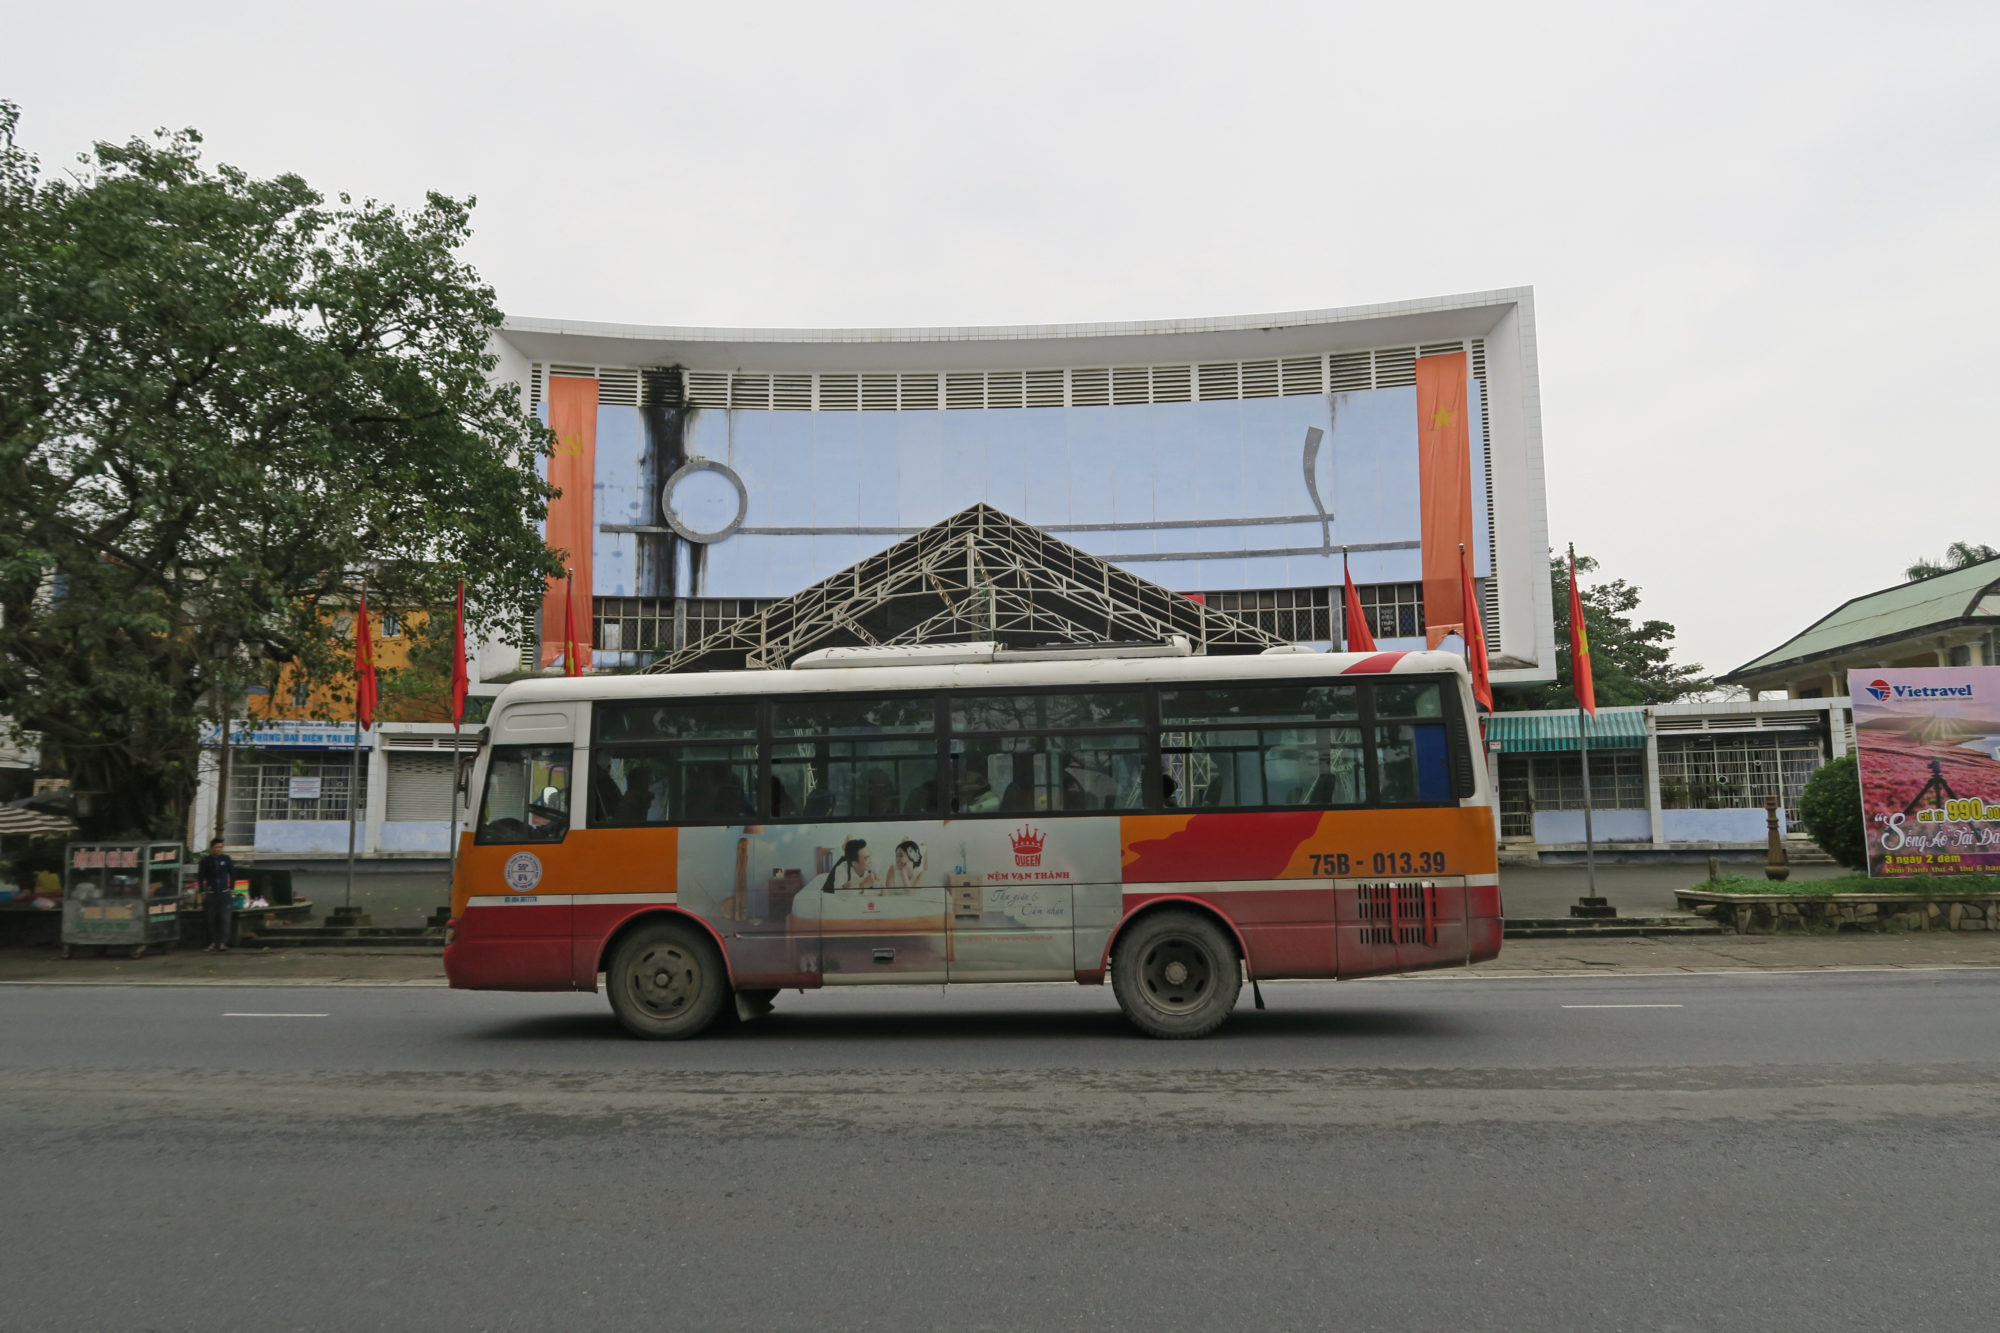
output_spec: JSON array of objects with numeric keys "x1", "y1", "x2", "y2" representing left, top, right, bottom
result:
[
  {"x1": 1110, "y1": 909, "x2": 1242, "y2": 1039},
  {"x1": 606, "y1": 919, "x2": 728, "y2": 1040}
]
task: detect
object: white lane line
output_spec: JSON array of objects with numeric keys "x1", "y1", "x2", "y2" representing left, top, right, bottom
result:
[
  {"x1": 1561, "y1": 1003, "x2": 1683, "y2": 1009},
  {"x1": 223, "y1": 1012, "x2": 329, "y2": 1018}
]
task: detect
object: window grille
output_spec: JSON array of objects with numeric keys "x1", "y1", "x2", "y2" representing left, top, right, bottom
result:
[
  {"x1": 1197, "y1": 588, "x2": 1331, "y2": 642},
  {"x1": 1357, "y1": 582, "x2": 1425, "y2": 640},
  {"x1": 1656, "y1": 734, "x2": 1824, "y2": 824},
  {"x1": 594, "y1": 597, "x2": 773, "y2": 656},
  {"x1": 223, "y1": 751, "x2": 369, "y2": 842},
  {"x1": 1497, "y1": 752, "x2": 1648, "y2": 824},
  {"x1": 1189, "y1": 584, "x2": 1430, "y2": 645}
]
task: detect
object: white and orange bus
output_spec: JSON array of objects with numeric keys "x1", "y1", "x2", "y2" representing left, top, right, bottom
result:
[{"x1": 444, "y1": 642, "x2": 1501, "y2": 1038}]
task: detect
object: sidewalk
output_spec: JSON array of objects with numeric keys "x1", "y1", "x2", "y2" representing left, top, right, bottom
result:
[
  {"x1": 0, "y1": 946, "x2": 446, "y2": 985},
  {"x1": 4, "y1": 933, "x2": 2000, "y2": 986}
]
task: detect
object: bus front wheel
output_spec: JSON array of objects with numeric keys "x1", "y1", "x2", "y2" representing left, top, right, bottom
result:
[
  {"x1": 607, "y1": 920, "x2": 728, "y2": 1040},
  {"x1": 1111, "y1": 909, "x2": 1242, "y2": 1039}
]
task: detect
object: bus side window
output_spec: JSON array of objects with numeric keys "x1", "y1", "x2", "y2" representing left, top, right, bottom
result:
[
  {"x1": 1372, "y1": 681, "x2": 1452, "y2": 804},
  {"x1": 1159, "y1": 683, "x2": 1363, "y2": 810},
  {"x1": 477, "y1": 744, "x2": 572, "y2": 844}
]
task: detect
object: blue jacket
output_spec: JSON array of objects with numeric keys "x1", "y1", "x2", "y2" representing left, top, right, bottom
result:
[{"x1": 197, "y1": 853, "x2": 236, "y2": 901}]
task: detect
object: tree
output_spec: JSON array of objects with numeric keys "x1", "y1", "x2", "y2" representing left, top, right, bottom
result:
[
  {"x1": 1495, "y1": 551, "x2": 1708, "y2": 711},
  {"x1": 1797, "y1": 754, "x2": 1865, "y2": 870},
  {"x1": 1906, "y1": 542, "x2": 1998, "y2": 582},
  {"x1": 0, "y1": 103, "x2": 559, "y2": 838}
]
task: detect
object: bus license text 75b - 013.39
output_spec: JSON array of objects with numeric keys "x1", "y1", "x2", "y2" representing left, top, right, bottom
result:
[{"x1": 1308, "y1": 851, "x2": 1449, "y2": 876}]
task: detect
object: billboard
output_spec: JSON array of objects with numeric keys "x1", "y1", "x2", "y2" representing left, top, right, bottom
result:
[{"x1": 1848, "y1": 667, "x2": 2000, "y2": 877}]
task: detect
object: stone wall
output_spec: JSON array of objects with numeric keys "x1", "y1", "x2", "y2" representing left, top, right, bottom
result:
[{"x1": 1680, "y1": 893, "x2": 1997, "y2": 934}]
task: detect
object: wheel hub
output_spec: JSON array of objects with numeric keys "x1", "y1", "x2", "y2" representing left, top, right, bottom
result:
[
  {"x1": 631, "y1": 945, "x2": 699, "y2": 1018},
  {"x1": 1139, "y1": 936, "x2": 1213, "y2": 1013}
]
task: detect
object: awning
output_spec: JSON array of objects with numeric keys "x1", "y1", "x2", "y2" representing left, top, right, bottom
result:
[
  {"x1": 0, "y1": 807, "x2": 77, "y2": 837},
  {"x1": 1486, "y1": 708, "x2": 1648, "y2": 752}
]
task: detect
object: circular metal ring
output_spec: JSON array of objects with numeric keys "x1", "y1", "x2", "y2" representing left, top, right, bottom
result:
[{"x1": 660, "y1": 458, "x2": 748, "y2": 544}]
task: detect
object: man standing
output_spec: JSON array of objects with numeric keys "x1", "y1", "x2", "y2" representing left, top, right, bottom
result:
[{"x1": 198, "y1": 838, "x2": 236, "y2": 953}]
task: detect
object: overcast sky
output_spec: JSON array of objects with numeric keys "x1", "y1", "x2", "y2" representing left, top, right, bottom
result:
[{"x1": 6, "y1": 1, "x2": 1996, "y2": 678}]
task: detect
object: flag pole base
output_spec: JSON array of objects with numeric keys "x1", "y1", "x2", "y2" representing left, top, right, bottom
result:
[{"x1": 1570, "y1": 897, "x2": 1617, "y2": 920}]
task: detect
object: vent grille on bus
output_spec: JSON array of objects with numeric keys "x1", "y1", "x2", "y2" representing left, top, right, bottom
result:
[{"x1": 1357, "y1": 880, "x2": 1436, "y2": 946}]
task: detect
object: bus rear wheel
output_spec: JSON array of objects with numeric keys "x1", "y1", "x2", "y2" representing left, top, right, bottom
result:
[
  {"x1": 607, "y1": 920, "x2": 727, "y2": 1040},
  {"x1": 1111, "y1": 909, "x2": 1242, "y2": 1039}
]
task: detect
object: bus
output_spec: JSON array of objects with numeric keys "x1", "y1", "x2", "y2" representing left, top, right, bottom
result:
[{"x1": 444, "y1": 641, "x2": 1502, "y2": 1039}]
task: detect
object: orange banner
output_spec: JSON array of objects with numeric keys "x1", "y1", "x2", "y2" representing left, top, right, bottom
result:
[
  {"x1": 542, "y1": 377, "x2": 597, "y2": 669},
  {"x1": 1415, "y1": 352, "x2": 1473, "y2": 648}
]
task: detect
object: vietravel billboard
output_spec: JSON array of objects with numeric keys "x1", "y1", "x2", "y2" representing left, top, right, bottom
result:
[{"x1": 1848, "y1": 667, "x2": 2000, "y2": 877}]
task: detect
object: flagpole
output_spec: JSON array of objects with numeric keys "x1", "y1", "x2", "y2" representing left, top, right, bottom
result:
[
  {"x1": 446, "y1": 579, "x2": 467, "y2": 911},
  {"x1": 1337, "y1": 545, "x2": 1347, "y2": 651},
  {"x1": 1578, "y1": 701, "x2": 1597, "y2": 899},
  {"x1": 1566, "y1": 543, "x2": 1613, "y2": 921},
  {"x1": 344, "y1": 582, "x2": 363, "y2": 913}
]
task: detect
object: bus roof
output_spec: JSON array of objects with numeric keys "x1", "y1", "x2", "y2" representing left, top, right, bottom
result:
[{"x1": 492, "y1": 649, "x2": 1473, "y2": 709}]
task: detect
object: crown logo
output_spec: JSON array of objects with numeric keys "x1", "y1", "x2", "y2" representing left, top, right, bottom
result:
[{"x1": 1010, "y1": 825, "x2": 1047, "y2": 866}]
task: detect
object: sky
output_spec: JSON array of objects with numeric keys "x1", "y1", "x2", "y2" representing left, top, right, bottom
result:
[{"x1": 5, "y1": 0, "x2": 1997, "y2": 679}]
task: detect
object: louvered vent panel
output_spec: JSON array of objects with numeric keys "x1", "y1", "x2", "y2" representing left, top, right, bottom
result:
[
  {"x1": 1480, "y1": 577, "x2": 1500, "y2": 648},
  {"x1": 596, "y1": 368, "x2": 640, "y2": 406},
  {"x1": 1025, "y1": 369, "x2": 1065, "y2": 407},
  {"x1": 685, "y1": 372, "x2": 730, "y2": 407},
  {"x1": 1480, "y1": 381, "x2": 1497, "y2": 644},
  {"x1": 643, "y1": 369, "x2": 681, "y2": 408},
  {"x1": 944, "y1": 373, "x2": 985, "y2": 410},
  {"x1": 730, "y1": 374, "x2": 771, "y2": 410},
  {"x1": 1240, "y1": 360, "x2": 1280, "y2": 398},
  {"x1": 860, "y1": 374, "x2": 898, "y2": 411},
  {"x1": 772, "y1": 375, "x2": 813, "y2": 411},
  {"x1": 671, "y1": 337, "x2": 1488, "y2": 413},
  {"x1": 1329, "y1": 352, "x2": 1372, "y2": 393},
  {"x1": 818, "y1": 374, "x2": 859, "y2": 411},
  {"x1": 549, "y1": 364, "x2": 596, "y2": 380},
  {"x1": 899, "y1": 373, "x2": 939, "y2": 410},
  {"x1": 1112, "y1": 367, "x2": 1151, "y2": 405},
  {"x1": 1372, "y1": 347, "x2": 1417, "y2": 388},
  {"x1": 1280, "y1": 357, "x2": 1324, "y2": 395},
  {"x1": 528, "y1": 364, "x2": 544, "y2": 407},
  {"x1": 1151, "y1": 365, "x2": 1192, "y2": 402},
  {"x1": 1071, "y1": 368, "x2": 1111, "y2": 406}
]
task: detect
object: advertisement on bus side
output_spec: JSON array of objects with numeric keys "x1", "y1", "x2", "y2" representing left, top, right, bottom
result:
[{"x1": 673, "y1": 819, "x2": 1122, "y2": 981}]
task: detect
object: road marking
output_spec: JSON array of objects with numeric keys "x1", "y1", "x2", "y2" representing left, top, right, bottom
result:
[
  {"x1": 1561, "y1": 1003, "x2": 1683, "y2": 1009},
  {"x1": 222, "y1": 1012, "x2": 329, "y2": 1018}
]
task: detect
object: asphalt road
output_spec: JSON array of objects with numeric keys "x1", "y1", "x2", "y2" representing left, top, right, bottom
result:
[{"x1": 5, "y1": 973, "x2": 1999, "y2": 1332}]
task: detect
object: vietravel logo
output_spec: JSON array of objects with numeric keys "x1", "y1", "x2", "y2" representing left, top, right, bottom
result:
[{"x1": 1867, "y1": 679, "x2": 1974, "y2": 701}]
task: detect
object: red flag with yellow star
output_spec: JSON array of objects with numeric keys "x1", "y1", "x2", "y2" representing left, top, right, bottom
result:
[{"x1": 1567, "y1": 546, "x2": 1595, "y2": 716}]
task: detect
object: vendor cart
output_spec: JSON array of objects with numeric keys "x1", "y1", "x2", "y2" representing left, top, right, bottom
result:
[{"x1": 60, "y1": 841, "x2": 184, "y2": 959}]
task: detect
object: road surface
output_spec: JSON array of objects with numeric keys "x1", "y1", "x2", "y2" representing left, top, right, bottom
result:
[{"x1": 5, "y1": 972, "x2": 1997, "y2": 1331}]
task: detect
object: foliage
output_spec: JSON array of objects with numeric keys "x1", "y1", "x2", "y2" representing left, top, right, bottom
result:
[
  {"x1": 0, "y1": 102, "x2": 559, "y2": 837},
  {"x1": 1906, "y1": 541, "x2": 1998, "y2": 581},
  {"x1": 1494, "y1": 552, "x2": 1709, "y2": 711},
  {"x1": 1796, "y1": 754, "x2": 1866, "y2": 870},
  {"x1": 1694, "y1": 871, "x2": 2000, "y2": 897}
]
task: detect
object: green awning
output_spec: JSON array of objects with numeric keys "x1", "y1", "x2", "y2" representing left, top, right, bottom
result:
[{"x1": 1486, "y1": 708, "x2": 1648, "y2": 752}]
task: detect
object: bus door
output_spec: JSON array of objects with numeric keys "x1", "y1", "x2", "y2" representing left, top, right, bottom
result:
[{"x1": 459, "y1": 705, "x2": 579, "y2": 990}]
